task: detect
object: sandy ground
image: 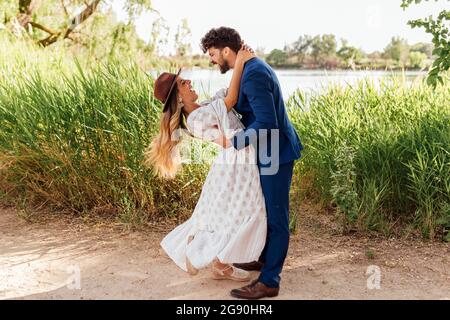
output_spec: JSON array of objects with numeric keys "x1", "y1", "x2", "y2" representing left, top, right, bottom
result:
[{"x1": 0, "y1": 203, "x2": 449, "y2": 300}]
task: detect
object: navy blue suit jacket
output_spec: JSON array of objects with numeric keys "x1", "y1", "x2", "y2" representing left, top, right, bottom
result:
[{"x1": 231, "y1": 57, "x2": 303, "y2": 166}]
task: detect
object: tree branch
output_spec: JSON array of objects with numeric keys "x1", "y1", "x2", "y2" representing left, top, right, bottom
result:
[
  {"x1": 39, "y1": 33, "x2": 61, "y2": 47},
  {"x1": 60, "y1": 0, "x2": 69, "y2": 18},
  {"x1": 40, "y1": 0, "x2": 101, "y2": 47},
  {"x1": 17, "y1": 0, "x2": 40, "y2": 27},
  {"x1": 29, "y1": 21, "x2": 58, "y2": 35},
  {"x1": 19, "y1": 0, "x2": 39, "y2": 14},
  {"x1": 63, "y1": 0, "x2": 101, "y2": 39}
]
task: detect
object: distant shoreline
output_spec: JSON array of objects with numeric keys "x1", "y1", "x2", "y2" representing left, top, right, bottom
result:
[
  {"x1": 174, "y1": 63, "x2": 428, "y2": 73},
  {"x1": 181, "y1": 66, "x2": 429, "y2": 73}
]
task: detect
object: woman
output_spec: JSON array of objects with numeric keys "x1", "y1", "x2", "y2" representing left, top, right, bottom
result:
[{"x1": 144, "y1": 46, "x2": 266, "y2": 281}]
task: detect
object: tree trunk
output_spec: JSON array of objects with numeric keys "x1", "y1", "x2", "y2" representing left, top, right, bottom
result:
[
  {"x1": 41, "y1": 0, "x2": 101, "y2": 47},
  {"x1": 17, "y1": 0, "x2": 40, "y2": 27},
  {"x1": 65, "y1": 0, "x2": 101, "y2": 38}
]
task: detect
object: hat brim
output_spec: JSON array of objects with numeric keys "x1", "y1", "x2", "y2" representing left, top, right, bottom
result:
[{"x1": 162, "y1": 68, "x2": 182, "y2": 112}]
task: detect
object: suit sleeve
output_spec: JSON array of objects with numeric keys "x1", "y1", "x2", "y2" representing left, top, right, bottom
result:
[{"x1": 231, "y1": 70, "x2": 279, "y2": 150}]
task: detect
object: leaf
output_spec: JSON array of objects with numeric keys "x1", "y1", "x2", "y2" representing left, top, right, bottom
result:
[
  {"x1": 426, "y1": 75, "x2": 437, "y2": 88},
  {"x1": 432, "y1": 47, "x2": 443, "y2": 56},
  {"x1": 444, "y1": 232, "x2": 450, "y2": 243}
]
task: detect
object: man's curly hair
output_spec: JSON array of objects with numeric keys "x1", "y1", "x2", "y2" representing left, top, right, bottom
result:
[{"x1": 200, "y1": 27, "x2": 242, "y2": 54}]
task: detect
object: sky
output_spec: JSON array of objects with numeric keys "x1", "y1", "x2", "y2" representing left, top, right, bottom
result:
[{"x1": 112, "y1": 0, "x2": 449, "y2": 55}]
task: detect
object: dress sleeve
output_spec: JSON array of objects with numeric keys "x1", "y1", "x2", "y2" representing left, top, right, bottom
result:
[
  {"x1": 191, "y1": 88, "x2": 238, "y2": 141},
  {"x1": 198, "y1": 88, "x2": 228, "y2": 107},
  {"x1": 208, "y1": 98, "x2": 242, "y2": 139},
  {"x1": 212, "y1": 88, "x2": 228, "y2": 100},
  {"x1": 187, "y1": 107, "x2": 221, "y2": 141}
]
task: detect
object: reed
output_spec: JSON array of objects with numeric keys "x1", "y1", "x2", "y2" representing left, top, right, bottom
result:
[
  {"x1": 1, "y1": 36, "x2": 449, "y2": 239},
  {"x1": 288, "y1": 76, "x2": 450, "y2": 239},
  {"x1": 0, "y1": 36, "x2": 208, "y2": 224}
]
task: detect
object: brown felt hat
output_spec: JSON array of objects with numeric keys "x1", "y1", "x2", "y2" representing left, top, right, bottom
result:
[{"x1": 154, "y1": 69, "x2": 182, "y2": 112}]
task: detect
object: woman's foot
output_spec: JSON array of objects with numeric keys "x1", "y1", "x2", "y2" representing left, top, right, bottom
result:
[
  {"x1": 186, "y1": 235, "x2": 198, "y2": 275},
  {"x1": 211, "y1": 259, "x2": 251, "y2": 282}
]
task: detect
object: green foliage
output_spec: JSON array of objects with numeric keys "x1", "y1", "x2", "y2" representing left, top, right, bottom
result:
[
  {"x1": 266, "y1": 49, "x2": 288, "y2": 67},
  {"x1": 121, "y1": 0, "x2": 152, "y2": 20},
  {"x1": 0, "y1": 1, "x2": 207, "y2": 69},
  {"x1": 0, "y1": 36, "x2": 449, "y2": 240},
  {"x1": 288, "y1": 75, "x2": 450, "y2": 239},
  {"x1": 330, "y1": 145, "x2": 360, "y2": 232},
  {"x1": 337, "y1": 43, "x2": 364, "y2": 67},
  {"x1": 0, "y1": 1, "x2": 17, "y2": 23},
  {"x1": 291, "y1": 35, "x2": 313, "y2": 57},
  {"x1": 0, "y1": 1, "x2": 156, "y2": 58},
  {"x1": 401, "y1": 0, "x2": 450, "y2": 87},
  {"x1": 265, "y1": 33, "x2": 433, "y2": 70},
  {"x1": 410, "y1": 42, "x2": 434, "y2": 57},
  {"x1": 0, "y1": 36, "x2": 208, "y2": 224},
  {"x1": 384, "y1": 37, "x2": 410, "y2": 66},
  {"x1": 174, "y1": 18, "x2": 192, "y2": 57},
  {"x1": 311, "y1": 34, "x2": 337, "y2": 58},
  {"x1": 409, "y1": 51, "x2": 428, "y2": 69},
  {"x1": 365, "y1": 249, "x2": 375, "y2": 260}
]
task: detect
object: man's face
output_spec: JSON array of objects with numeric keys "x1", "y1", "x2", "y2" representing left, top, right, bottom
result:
[{"x1": 208, "y1": 47, "x2": 231, "y2": 74}]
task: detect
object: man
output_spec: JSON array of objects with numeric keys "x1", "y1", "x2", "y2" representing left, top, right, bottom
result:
[{"x1": 201, "y1": 27, "x2": 304, "y2": 299}]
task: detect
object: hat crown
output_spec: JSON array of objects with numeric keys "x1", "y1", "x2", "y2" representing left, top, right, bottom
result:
[{"x1": 154, "y1": 72, "x2": 177, "y2": 104}]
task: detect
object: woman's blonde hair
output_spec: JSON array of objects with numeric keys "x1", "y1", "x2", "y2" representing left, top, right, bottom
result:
[{"x1": 143, "y1": 88, "x2": 187, "y2": 179}]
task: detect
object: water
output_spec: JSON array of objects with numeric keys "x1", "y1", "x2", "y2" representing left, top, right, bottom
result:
[{"x1": 180, "y1": 69, "x2": 427, "y2": 100}]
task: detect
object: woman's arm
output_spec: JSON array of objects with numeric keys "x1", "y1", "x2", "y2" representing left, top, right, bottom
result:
[{"x1": 223, "y1": 45, "x2": 255, "y2": 111}]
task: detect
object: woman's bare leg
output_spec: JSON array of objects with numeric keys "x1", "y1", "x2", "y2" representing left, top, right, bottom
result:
[{"x1": 186, "y1": 235, "x2": 198, "y2": 275}]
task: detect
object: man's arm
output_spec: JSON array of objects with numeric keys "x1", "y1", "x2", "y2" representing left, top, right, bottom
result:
[
  {"x1": 223, "y1": 45, "x2": 255, "y2": 110},
  {"x1": 230, "y1": 70, "x2": 279, "y2": 150}
]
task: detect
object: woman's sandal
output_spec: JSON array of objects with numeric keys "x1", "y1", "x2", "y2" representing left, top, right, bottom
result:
[
  {"x1": 186, "y1": 235, "x2": 198, "y2": 275},
  {"x1": 211, "y1": 262, "x2": 251, "y2": 282}
]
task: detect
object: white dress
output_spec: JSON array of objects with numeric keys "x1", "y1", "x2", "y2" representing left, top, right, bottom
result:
[{"x1": 160, "y1": 89, "x2": 267, "y2": 272}]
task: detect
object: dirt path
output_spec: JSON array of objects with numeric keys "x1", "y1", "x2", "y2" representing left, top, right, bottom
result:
[{"x1": 0, "y1": 203, "x2": 449, "y2": 300}]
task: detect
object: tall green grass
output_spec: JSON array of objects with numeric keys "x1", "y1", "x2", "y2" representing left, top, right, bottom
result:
[
  {"x1": 0, "y1": 37, "x2": 208, "y2": 223},
  {"x1": 1, "y1": 37, "x2": 449, "y2": 240},
  {"x1": 288, "y1": 77, "x2": 450, "y2": 240}
]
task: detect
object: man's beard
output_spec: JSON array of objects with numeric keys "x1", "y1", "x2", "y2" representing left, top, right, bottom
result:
[{"x1": 219, "y1": 60, "x2": 231, "y2": 74}]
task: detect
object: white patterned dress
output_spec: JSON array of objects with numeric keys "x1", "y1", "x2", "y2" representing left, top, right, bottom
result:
[{"x1": 160, "y1": 89, "x2": 267, "y2": 272}]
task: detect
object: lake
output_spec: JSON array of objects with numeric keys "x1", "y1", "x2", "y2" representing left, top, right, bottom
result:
[{"x1": 180, "y1": 69, "x2": 427, "y2": 100}]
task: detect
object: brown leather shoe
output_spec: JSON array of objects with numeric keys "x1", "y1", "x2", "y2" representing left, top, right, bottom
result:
[
  {"x1": 232, "y1": 261, "x2": 264, "y2": 271},
  {"x1": 230, "y1": 280, "x2": 279, "y2": 300}
]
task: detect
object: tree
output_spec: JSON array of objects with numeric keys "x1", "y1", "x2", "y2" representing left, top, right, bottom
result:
[
  {"x1": 311, "y1": 34, "x2": 337, "y2": 67},
  {"x1": 266, "y1": 49, "x2": 288, "y2": 67},
  {"x1": 311, "y1": 34, "x2": 337, "y2": 58},
  {"x1": 174, "y1": 18, "x2": 192, "y2": 57},
  {"x1": 283, "y1": 43, "x2": 295, "y2": 57},
  {"x1": 410, "y1": 42, "x2": 434, "y2": 58},
  {"x1": 384, "y1": 36, "x2": 410, "y2": 67},
  {"x1": 338, "y1": 39, "x2": 364, "y2": 68},
  {"x1": 292, "y1": 34, "x2": 313, "y2": 57},
  {"x1": 2, "y1": 0, "x2": 152, "y2": 47},
  {"x1": 401, "y1": 0, "x2": 449, "y2": 87},
  {"x1": 409, "y1": 51, "x2": 428, "y2": 69},
  {"x1": 107, "y1": 21, "x2": 150, "y2": 60},
  {"x1": 148, "y1": 14, "x2": 170, "y2": 56},
  {"x1": 338, "y1": 46, "x2": 363, "y2": 68}
]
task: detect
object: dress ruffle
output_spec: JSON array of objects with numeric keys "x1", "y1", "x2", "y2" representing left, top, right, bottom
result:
[{"x1": 161, "y1": 213, "x2": 266, "y2": 271}]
